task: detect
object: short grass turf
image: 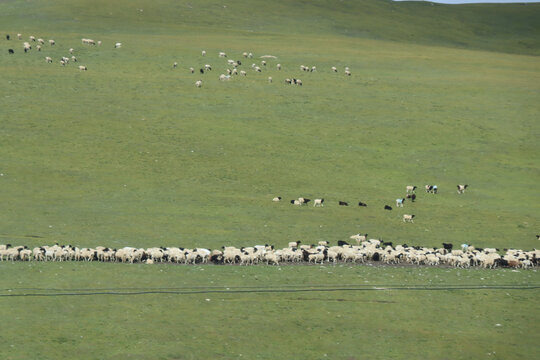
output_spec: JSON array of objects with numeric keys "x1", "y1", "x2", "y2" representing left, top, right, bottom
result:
[
  {"x1": 0, "y1": 262, "x2": 539, "y2": 360},
  {"x1": 0, "y1": 0, "x2": 540, "y2": 359}
]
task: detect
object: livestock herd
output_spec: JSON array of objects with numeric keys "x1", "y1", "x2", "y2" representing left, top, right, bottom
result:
[
  {"x1": 276, "y1": 184, "x2": 470, "y2": 223},
  {"x1": 0, "y1": 242, "x2": 537, "y2": 269},
  {"x1": 5, "y1": 33, "x2": 352, "y2": 87}
]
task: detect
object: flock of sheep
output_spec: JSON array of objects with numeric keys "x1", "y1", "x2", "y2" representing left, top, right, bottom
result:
[
  {"x1": 274, "y1": 184, "x2": 470, "y2": 223},
  {"x1": 185, "y1": 49, "x2": 351, "y2": 88},
  {"x1": 0, "y1": 242, "x2": 537, "y2": 269},
  {"x1": 5, "y1": 32, "x2": 121, "y2": 71}
]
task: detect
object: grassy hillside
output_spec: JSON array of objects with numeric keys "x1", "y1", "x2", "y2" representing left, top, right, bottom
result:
[
  {"x1": 0, "y1": 262, "x2": 538, "y2": 360},
  {"x1": 1, "y1": 1, "x2": 539, "y2": 359},
  {"x1": 1, "y1": 0, "x2": 539, "y2": 55}
]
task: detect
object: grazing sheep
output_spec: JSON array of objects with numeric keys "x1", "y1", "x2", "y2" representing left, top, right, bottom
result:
[
  {"x1": 115, "y1": 42, "x2": 122, "y2": 48},
  {"x1": 60, "y1": 60, "x2": 66, "y2": 66},
  {"x1": 254, "y1": 66, "x2": 261, "y2": 72},
  {"x1": 37, "y1": 38, "x2": 45, "y2": 44},
  {"x1": 384, "y1": 205, "x2": 392, "y2": 210},
  {"x1": 202, "y1": 50, "x2": 206, "y2": 56},
  {"x1": 8, "y1": 49, "x2": 14, "y2": 54},
  {"x1": 189, "y1": 67, "x2": 194, "y2": 73},
  {"x1": 339, "y1": 201, "x2": 349, "y2": 206},
  {"x1": 173, "y1": 62, "x2": 177, "y2": 68},
  {"x1": 345, "y1": 70, "x2": 351, "y2": 76},
  {"x1": 48, "y1": 39, "x2": 55, "y2": 46},
  {"x1": 457, "y1": 184, "x2": 468, "y2": 194},
  {"x1": 396, "y1": 198, "x2": 405, "y2": 207},
  {"x1": 242, "y1": 52, "x2": 248, "y2": 57},
  {"x1": 331, "y1": 66, "x2": 337, "y2": 72},
  {"x1": 311, "y1": 66, "x2": 316, "y2": 72},
  {"x1": 425, "y1": 185, "x2": 433, "y2": 193},
  {"x1": 285, "y1": 78, "x2": 292, "y2": 84},
  {"x1": 403, "y1": 214, "x2": 415, "y2": 223},
  {"x1": 290, "y1": 199, "x2": 301, "y2": 205},
  {"x1": 36, "y1": 45, "x2": 41, "y2": 51},
  {"x1": 358, "y1": 201, "x2": 367, "y2": 207},
  {"x1": 195, "y1": 80, "x2": 202, "y2": 88},
  {"x1": 313, "y1": 198, "x2": 324, "y2": 207},
  {"x1": 45, "y1": 56, "x2": 52, "y2": 63},
  {"x1": 71, "y1": 56, "x2": 77, "y2": 62},
  {"x1": 29, "y1": 36, "x2": 36, "y2": 42},
  {"x1": 406, "y1": 185, "x2": 417, "y2": 193},
  {"x1": 261, "y1": 60, "x2": 266, "y2": 66},
  {"x1": 17, "y1": 33, "x2": 22, "y2": 40},
  {"x1": 288, "y1": 241, "x2": 300, "y2": 248},
  {"x1": 272, "y1": 197, "x2": 281, "y2": 202},
  {"x1": 296, "y1": 79, "x2": 302, "y2": 86},
  {"x1": 350, "y1": 233, "x2": 368, "y2": 244},
  {"x1": 277, "y1": 63, "x2": 281, "y2": 70},
  {"x1": 204, "y1": 64, "x2": 212, "y2": 71},
  {"x1": 6, "y1": 34, "x2": 10, "y2": 40},
  {"x1": 78, "y1": 65, "x2": 87, "y2": 71},
  {"x1": 97, "y1": 40, "x2": 102, "y2": 46},
  {"x1": 248, "y1": 52, "x2": 253, "y2": 58},
  {"x1": 405, "y1": 193, "x2": 416, "y2": 202},
  {"x1": 268, "y1": 76, "x2": 272, "y2": 83},
  {"x1": 298, "y1": 197, "x2": 310, "y2": 205},
  {"x1": 200, "y1": 68, "x2": 204, "y2": 74},
  {"x1": 219, "y1": 51, "x2": 227, "y2": 57},
  {"x1": 69, "y1": 48, "x2": 74, "y2": 54},
  {"x1": 240, "y1": 70, "x2": 246, "y2": 76}
]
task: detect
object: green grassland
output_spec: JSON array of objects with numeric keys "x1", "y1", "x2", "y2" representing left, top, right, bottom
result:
[{"x1": 1, "y1": 0, "x2": 540, "y2": 359}]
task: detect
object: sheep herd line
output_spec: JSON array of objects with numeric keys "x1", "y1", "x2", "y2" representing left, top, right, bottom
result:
[
  {"x1": 5, "y1": 33, "x2": 351, "y2": 85},
  {"x1": 1, "y1": 242, "x2": 537, "y2": 269}
]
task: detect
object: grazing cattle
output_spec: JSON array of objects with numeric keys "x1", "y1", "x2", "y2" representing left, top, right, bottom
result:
[
  {"x1": 78, "y1": 65, "x2": 87, "y2": 71},
  {"x1": 313, "y1": 198, "x2": 324, "y2": 207},
  {"x1": 339, "y1": 201, "x2": 348, "y2": 206},
  {"x1": 406, "y1": 185, "x2": 417, "y2": 193},
  {"x1": 403, "y1": 214, "x2": 415, "y2": 223},
  {"x1": 8, "y1": 49, "x2": 14, "y2": 54},
  {"x1": 358, "y1": 201, "x2": 367, "y2": 207},
  {"x1": 384, "y1": 205, "x2": 392, "y2": 210},
  {"x1": 272, "y1": 197, "x2": 281, "y2": 202},
  {"x1": 6, "y1": 34, "x2": 10, "y2": 40},
  {"x1": 405, "y1": 193, "x2": 416, "y2": 202},
  {"x1": 290, "y1": 199, "x2": 301, "y2": 205},
  {"x1": 396, "y1": 198, "x2": 405, "y2": 207},
  {"x1": 195, "y1": 80, "x2": 202, "y2": 88},
  {"x1": 457, "y1": 184, "x2": 468, "y2": 194}
]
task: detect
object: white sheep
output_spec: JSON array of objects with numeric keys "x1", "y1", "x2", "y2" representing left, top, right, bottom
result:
[
  {"x1": 45, "y1": 56, "x2": 52, "y2": 63},
  {"x1": 115, "y1": 42, "x2": 122, "y2": 48},
  {"x1": 403, "y1": 214, "x2": 415, "y2": 223},
  {"x1": 313, "y1": 198, "x2": 324, "y2": 207},
  {"x1": 195, "y1": 80, "x2": 202, "y2": 88},
  {"x1": 49, "y1": 39, "x2": 55, "y2": 46}
]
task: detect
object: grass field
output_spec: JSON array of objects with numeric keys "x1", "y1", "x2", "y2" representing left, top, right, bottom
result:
[{"x1": 1, "y1": 0, "x2": 539, "y2": 358}]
